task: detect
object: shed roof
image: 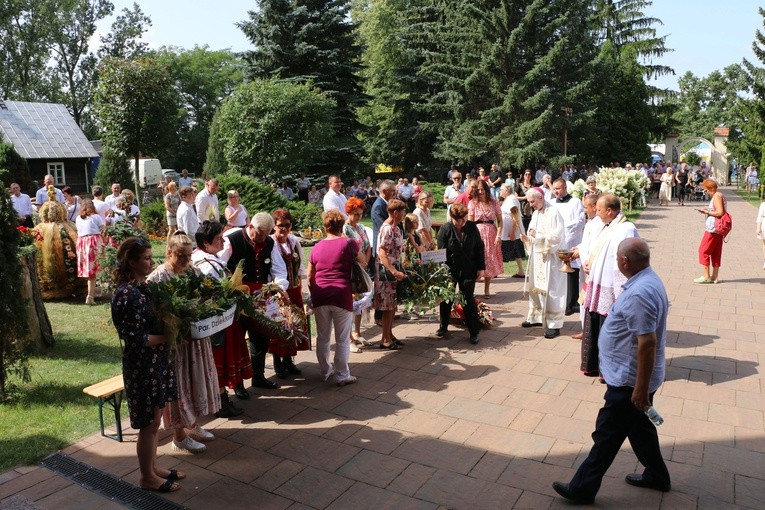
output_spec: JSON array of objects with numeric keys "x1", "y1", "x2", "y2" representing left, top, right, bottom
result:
[{"x1": 0, "y1": 100, "x2": 98, "y2": 159}]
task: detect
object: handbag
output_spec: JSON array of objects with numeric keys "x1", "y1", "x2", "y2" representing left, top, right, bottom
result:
[
  {"x1": 714, "y1": 211, "x2": 733, "y2": 239},
  {"x1": 351, "y1": 261, "x2": 372, "y2": 294}
]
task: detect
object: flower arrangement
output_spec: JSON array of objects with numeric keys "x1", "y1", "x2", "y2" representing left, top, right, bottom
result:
[
  {"x1": 16, "y1": 225, "x2": 42, "y2": 248},
  {"x1": 147, "y1": 262, "x2": 257, "y2": 352},
  {"x1": 396, "y1": 247, "x2": 462, "y2": 313},
  {"x1": 569, "y1": 167, "x2": 649, "y2": 208},
  {"x1": 250, "y1": 283, "x2": 309, "y2": 348},
  {"x1": 450, "y1": 299, "x2": 495, "y2": 328}
]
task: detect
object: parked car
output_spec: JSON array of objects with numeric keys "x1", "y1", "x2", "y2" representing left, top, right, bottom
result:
[{"x1": 162, "y1": 169, "x2": 181, "y2": 183}]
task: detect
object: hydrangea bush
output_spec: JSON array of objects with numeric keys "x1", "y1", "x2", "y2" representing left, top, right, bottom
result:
[{"x1": 570, "y1": 167, "x2": 649, "y2": 208}]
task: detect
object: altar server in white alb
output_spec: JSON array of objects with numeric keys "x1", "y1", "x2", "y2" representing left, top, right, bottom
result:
[
  {"x1": 551, "y1": 178, "x2": 586, "y2": 316},
  {"x1": 521, "y1": 187, "x2": 567, "y2": 339}
]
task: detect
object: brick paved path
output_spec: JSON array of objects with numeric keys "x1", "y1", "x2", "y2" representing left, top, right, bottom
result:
[{"x1": 2, "y1": 188, "x2": 764, "y2": 509}]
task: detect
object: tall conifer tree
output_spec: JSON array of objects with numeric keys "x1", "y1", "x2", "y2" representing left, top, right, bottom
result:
[{"x1": 239, "y1": 0, "x2": 366, "y2": 174}]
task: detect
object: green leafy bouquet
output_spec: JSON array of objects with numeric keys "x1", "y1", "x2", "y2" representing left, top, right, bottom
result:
[
  {"x1": 396, "y1": 246, "x2": 462, "y2": 313},
  {"x1": 148, "y1": 262, "x2": 257, "y2": 352}
]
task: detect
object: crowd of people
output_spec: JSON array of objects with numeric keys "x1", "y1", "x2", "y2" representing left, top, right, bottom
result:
[{"x1": 3, "y1": 160, "x2": 754, "y2": 500}]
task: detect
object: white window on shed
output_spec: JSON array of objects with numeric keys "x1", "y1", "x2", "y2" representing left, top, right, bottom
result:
[{"x1": 47, "y1": 162, "x2": 65, "y2": 185}]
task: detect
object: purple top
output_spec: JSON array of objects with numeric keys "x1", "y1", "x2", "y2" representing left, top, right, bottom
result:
[{"x1": 309, "y1": 237, "x2": 358, "y2": 311}]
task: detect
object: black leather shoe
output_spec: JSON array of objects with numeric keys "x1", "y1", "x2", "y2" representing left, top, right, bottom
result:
[
  {"x1": 551, "y1": 481, "x2": 594, "y2": 505},
  {"x1": 252, "y1": 376, "x2": 280, "y2": 389},
  {"x1": 283, "y1": 358, "x2": 302, "y2": 375},
  {"x1": 625, "y1": 473, "x2": 671, "y2": 492},
  {"x1": 522, "y1": 321, "x2": 543, "y2": 328},
  {"x1": 434, "y1": 327, "x2": 447, "y2": 338},
  {"x1": 469, "y1": 335, "x2": 479, "y2": 345},
  {"x1": 544, "y1": 328, "x2": 560, "y2": 339},
  {"x1": 234, "y1": 384, "x2": 250, "y2": 400}
]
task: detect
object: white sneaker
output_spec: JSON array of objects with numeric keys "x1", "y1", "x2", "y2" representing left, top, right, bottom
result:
[
  {"x1": 188, "y1": 425, "x2": 215, "y2": 442},
  {"x1": 172, "y1": 436, "x2": 206, "y2": 454}
]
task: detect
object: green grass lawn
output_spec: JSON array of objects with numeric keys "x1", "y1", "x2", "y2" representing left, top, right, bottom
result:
[
  {"x1": 734, "y1": 189, "x2": 765, "y2": 207},
  {"x1": 0, "y1": 300, "x2": 123, "y2": 471}
]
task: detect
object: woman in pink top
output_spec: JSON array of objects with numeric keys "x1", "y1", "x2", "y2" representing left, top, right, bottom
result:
[{"x1": 308, "y1": 210, "x2": 359, "y2": 386}]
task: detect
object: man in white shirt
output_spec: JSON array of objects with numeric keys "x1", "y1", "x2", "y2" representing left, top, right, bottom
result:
[
  {"x1": 541, "y1": 174, "x2": 554, "y2": 202},
  {"x1": 35, "y1": 174, "x2": 64, "y2": 209},
  {"x1": 322, "y1": 175, "x2": 348, "y2": 219},
  {"x1": 277, "y1": 181, "x2": 296, "y2": 201},
  {"x1": 104, "y1": 183, "x2": 122, "y2": 209},
  {"x1": 10, "y1": 183, "x2": 34, "y2": 227},
  {"x1": 195, "y1": 178, "x2": 220, "y2": 222},
  {"x1": 296, "y1": 172, "x2": 311, "y2": 203},
  {"x1": 178, "y1": 169, "x2": 194, "y2": 188},
  {"x1": 535, "y1": 165, "x2": 549, "y2": 186},
  {"x1": 443, "y1": 172, "x2": 464, "y2": 216},
  {"x1": 177, "y1": 186, "x2": 199, "y2": 239},
  {"x1": 398, "y1": 178, "x2": 414, "y2": 203},
  {"x1": 91, "y1": 186, "x2": 112, "y2": 220},
  {"x1": 552, "y1": 178, "x2": 586, "y2": 316}
]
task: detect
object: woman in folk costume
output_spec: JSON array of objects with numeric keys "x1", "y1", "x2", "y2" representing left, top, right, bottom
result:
[
  {"x1": 521, "y1": 188, "x2": 567, "y2": 339},
  {"x1": 579, "y1": 194, "x2": 638, "y2": 377},
  {"x1": 268, "y1": 208, "x2": 309, "y2": 378}
]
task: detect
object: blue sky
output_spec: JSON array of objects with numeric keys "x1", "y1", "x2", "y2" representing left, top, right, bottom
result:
[{"x1": 102, "y1": 0, "x2": 763, "y2": 91}]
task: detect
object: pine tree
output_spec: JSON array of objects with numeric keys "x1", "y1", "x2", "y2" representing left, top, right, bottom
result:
[
  {"x1": 238, "y1": 0, "x2": 366, "y2": 175},
  {"x1": 353, "y1": 0, "x2": 436, "y2": 172}
]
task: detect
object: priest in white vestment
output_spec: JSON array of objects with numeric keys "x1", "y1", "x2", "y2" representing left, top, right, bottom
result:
[{"x1": 521, "y1": 188, "x2": 567, "y2": 339}]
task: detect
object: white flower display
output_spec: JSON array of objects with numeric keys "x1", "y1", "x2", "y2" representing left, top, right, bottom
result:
[{"x1": 569, "y1": 167, "x2": 648, "y2": 208}]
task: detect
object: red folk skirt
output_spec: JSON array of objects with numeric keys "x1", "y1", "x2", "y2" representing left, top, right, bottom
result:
[{"x1": 211, "y1": 284, "x2": 257, "y2": 389}]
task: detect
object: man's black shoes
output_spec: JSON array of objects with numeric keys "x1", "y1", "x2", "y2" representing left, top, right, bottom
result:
[
  {"x1": 544, "y1": 328, "x2": 561, "y2": 339},
  {"x1": 521, "y1": 321, "x2": 543, "y2": 328},
  {"x1": 551, "y1": 482, "x2": 594, "y2": 505},
  {"x1": 625, "y1": 473, "x2": 671, "y2": 492}
]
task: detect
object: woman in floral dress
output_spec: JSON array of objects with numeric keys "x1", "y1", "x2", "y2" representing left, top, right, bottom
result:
[
  {"x1": 112, "y1": 237, "x2": 181, "y2": 493},
  {"x1": 468, "y1": 180, "x2": 503, "y2": 299},
  {"x1": 375, "y1": 199, "x2": 408, "y2": 350}
]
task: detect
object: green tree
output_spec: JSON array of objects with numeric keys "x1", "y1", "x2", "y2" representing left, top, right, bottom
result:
[
  {"x1": 93, "y1": 57, "x2": 180, "y2": 197},
  {"x1": 587, "y1": 46, "x2": 652, "y2": 164},
  {"x1": 47, "y1": 0, "x2": 114, "y2": 135},
  {"x1": 405, "y1": 0, "x2": 600, "y2": 169},
  {"x1": 216, "y1": 80, "x2": 335, "y2": 181},
  {"x1": 353, "y1": 0, "x2": 436, "y2": 171},
  {"x1": 203, "y1": 109, "x2": 228, "y2": 176},
  {"x1": 97, "y1": 2, "x2": 152, "y2": 60},
  {"x1": 0, "y1": 0, "x2": 57, "y2": 101},
  {"x1": 0, "y1": 143, "x2": 32, "y2": 193},
  {"x1": 741, "y1": 7, "x2": 765, "y2": 169},
  {"x1": 93, "y1": 146, "x2": 134, "y2": 191},
  {"x1": 0, "y1": 169, "x2": 30, "y2": 398},
  {"x1": 238, "y1": 0, "x2": 366, "y2": 174},
  {"x1": 593, "y1": 0, "x2": 673, "y2": 138},
  {"x1": 152, "y1": 46, "x2": 244, "y2": 172}
]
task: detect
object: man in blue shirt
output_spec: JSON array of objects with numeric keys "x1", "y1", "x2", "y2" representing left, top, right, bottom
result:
[{"x1": 553, "y1": 237, "x2": 671, "y2": 504}]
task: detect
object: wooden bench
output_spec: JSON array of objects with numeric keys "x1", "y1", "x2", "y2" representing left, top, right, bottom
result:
[{"x1": 83, "y1": 375, "x2": 125, "y2": 442}]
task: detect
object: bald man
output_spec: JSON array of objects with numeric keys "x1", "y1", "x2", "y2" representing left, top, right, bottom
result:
[{"x1": 553, "y1": 238, "x2": 670, "y2": 504}]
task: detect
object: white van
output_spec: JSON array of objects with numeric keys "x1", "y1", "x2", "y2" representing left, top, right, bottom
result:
[{"x1": 127, "y1": 158, "x2": 163, "y2": 186}]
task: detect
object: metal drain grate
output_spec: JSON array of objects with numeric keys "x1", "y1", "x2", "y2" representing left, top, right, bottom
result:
[{"x1": 41, "y1": 453, "x2": 188, "y2": 510}]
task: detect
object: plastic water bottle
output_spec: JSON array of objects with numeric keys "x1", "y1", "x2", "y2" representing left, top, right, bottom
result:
[{"x1": 645, "y1": 406, "x2": 664, "y2": 426}]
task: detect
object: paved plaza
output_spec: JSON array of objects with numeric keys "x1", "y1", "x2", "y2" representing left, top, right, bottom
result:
[{"x1": 2, "y1": 187, "x2": 764, "y2": 509}]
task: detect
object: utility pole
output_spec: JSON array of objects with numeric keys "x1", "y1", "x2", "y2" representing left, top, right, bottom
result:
[{"x1": 562, "y1": 106, "x2": 572, "y2": 156}]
